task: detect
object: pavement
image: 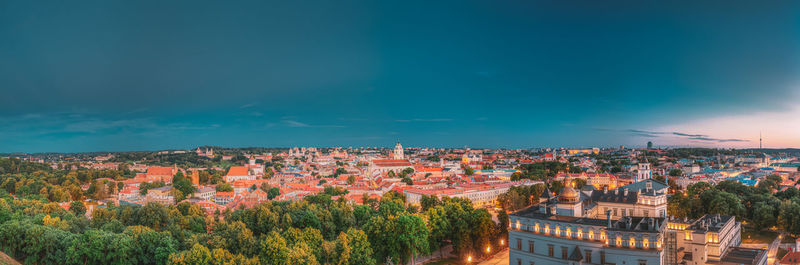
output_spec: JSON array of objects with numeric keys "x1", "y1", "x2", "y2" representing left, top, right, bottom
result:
[
  {"x1": 766, "y1": 233, "x2": 784, "y2": 265},
  {"x1": 477, "y1": 248, "x2": 509, "y2": 265}
]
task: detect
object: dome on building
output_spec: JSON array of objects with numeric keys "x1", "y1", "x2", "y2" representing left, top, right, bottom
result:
[{"x1": 558, "y1": 186, "x2": 580, "y2": 203}]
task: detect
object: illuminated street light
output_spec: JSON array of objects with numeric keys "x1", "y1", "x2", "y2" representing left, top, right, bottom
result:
[
  {"x1": 467, "y1": 256, "x2": 472, "y2": 263},
  {"x1": 487, "y1": 246, "x2": 491, "y2": 253}
]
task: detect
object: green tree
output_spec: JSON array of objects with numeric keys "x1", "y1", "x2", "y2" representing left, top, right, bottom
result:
[
  {"x1": 139, "y1": 202, "x2": 170, "y2": 231},
  {"x1": 168, "y1": 243, "x2": 212, "y2": 265},
  {"x1": 258, "y1": 231, "x2": 289, "y2": 265},
  {"x1": 752, "y1": 201, "x2": 776, "y2": 230},
  {"x1": 268, "y1": 188, "x2": 281, "y2": 199},
  {"x1": 287, "y1": 242, "x2": 320, "y2": 265},
  {"x1": 425, "y1": 206, "x2": 451, "y2": 258},
  {"x1": 69, "y1": 201, "x2": 86, "y2": 216},
  {"x1": 396, "y1": 214, "x2": 430, "y2": 264},
  {"x1": 216, "y1": 183, "x2": 233, "y2": 192},
  {"x1": 668, "y1": 169, "x2": 683, "y2": 177},
  {"x1": 126, "y1": 229, "x2": 178, "y2": 265},
  {"x1": 67, "y1": 229, "x2": 134, "y2": 265}
]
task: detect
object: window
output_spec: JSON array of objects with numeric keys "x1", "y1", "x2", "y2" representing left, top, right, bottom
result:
[
  {"x1": 643, "y1": 210, "x2": 649, "y2": 216},
  {"x1": 613, "y1": 208, "x2": 618, "y2": 216},
  {"x1": 516, "y1": 238, "x2": 522, "y2": 250},
  {"x1": 585, "y1": 250, "x2": 592, "y2": 263},
  {"x1": 561, "y1": 247, "x2": 568, "y2": 259},
  {"x1": 528, "y1": 241, "x2": 535, "y2": 253},
  {"x1": 529, "y1": 262, "x2": 535, "y2": 265},
  {"x1": 516, "y1": 259, "x2": 521, "y2": 265},
  {"x1": 600, "y1": 251, "x2": 606, "y2": 264},
  {"x1": 638, "y1": 260, "x2": 647, "y2": 265},
  {"x1": 548, "y1": 245, "x2": 554, "y2": 257}
]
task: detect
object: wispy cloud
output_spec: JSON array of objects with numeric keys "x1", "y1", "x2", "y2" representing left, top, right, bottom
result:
[
  {"x1": 673, "y1": 132, "x2": 705, "y2": 137},
  {"x1": 282, "y1": 119, "x2": 345, "y2": 128},
  {"x1": 395, "y1": 118, "x2": 453, "y2": 122},
  {"x1": 239, "y1": 103, "x2": 257, "y2": 109},
  {"x1": 592, "y1": 127, "x2": 749, "y2": 143},
  {"x1": 283, "y1": 120, "x2": 311, "y2": 127}
]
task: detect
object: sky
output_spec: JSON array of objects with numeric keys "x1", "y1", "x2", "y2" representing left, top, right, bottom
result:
[{"x1": 1, "y1": 0, "x2": 799, "y2": 153}]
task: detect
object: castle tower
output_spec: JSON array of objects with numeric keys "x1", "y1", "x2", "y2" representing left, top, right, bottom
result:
[{"x1": 393, "y1": 142, "x2": 404, "y2": 160}]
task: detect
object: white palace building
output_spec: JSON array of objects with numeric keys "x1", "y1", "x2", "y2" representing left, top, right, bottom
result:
[{"x1": 508, "y1": 179, "x2": 766, "y2": 265}]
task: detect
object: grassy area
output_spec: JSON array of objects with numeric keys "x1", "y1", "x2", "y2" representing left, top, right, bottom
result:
[{"x1": 741, "y1": 227, "x2": 778, "y2": 244}]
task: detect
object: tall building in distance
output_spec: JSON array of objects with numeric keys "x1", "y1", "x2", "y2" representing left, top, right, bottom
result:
[{"x1": 647, "y1": 141, "x2": 653, "y2": 149}]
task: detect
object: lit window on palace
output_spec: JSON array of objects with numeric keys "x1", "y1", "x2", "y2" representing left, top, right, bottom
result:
[
  {"x1": 643, "y1": 238, "x2": 649, "y2": 248},
  {"x1": 566, "y1": 228, "x2": 571, "y2": 238},
  {"x1": 707, "y1": 233, "x2": 719, "y2": 243},
  {"x1": 589, "y1": 230, "x2": 594, "y2": 240},
  {"x1": 629, "y1": 237, "x2": 636, "y2": 248},
  {"x1": 616, "y1": 236, "x2": 622, "y2": 246},
  {"x1": 577, "y1": 229, "x2": 583, "y2": 239},
  {"x1": 534, "y1": 223, "x2": 539, "y2": 233}
]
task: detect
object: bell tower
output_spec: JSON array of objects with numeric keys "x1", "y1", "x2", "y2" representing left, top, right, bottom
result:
[
  {"x1": 637, "y1": 161, "x2": 651, "y2": 182},
  {"x1": 393, "y1": 142, "x2": 404, "y2": 160}
]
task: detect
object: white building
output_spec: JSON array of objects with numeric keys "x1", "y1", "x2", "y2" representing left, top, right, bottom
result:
[
  {"x1": 195, "y1": 186, "x2": 216, "y2": 201},
  {"x1": 509, "y1": 186, "x2": 666, "y2": 265},
  {"x1": 509, "y1": 179, "x2": 766, "y2": 265},
  {"x1": 393, "y1": 142, "x2": 405, "y2": 160},
  {"x1": 637, "y1": 162, "x2": 652, "y2": 182}
]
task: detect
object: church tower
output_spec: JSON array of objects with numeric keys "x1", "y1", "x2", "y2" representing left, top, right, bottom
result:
[
  {"x1": 393, "y1": 142, "x2": 404, "y2": 160},
  {"x1": 637, "y1": 160, "x2": 651, "y2": 182}
]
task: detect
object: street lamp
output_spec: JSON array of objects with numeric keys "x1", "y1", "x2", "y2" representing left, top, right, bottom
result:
[
  {"x1": 467, "y1": 256, "x2": 472, "y2": 263},
  {"x1": 487, "y1": 246, "x2": 491, "y2": 253},
  {"x1": 500, "y1": 239, "x2": 504, "y2": 246}
]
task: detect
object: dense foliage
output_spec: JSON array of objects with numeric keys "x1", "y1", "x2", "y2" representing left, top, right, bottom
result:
[
  {"x1": 510, "y1": 162, "x2": 582, "y2": 181},
  {"x1": 0, "y1": 156, "x2": 504, "y2": 265},
  {"x1": 668, "y1": 175, "x2": 800, "y2": 234}
]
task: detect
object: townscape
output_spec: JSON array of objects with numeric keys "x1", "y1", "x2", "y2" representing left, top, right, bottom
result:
[
  {"x1": 0, "y1": 144, "x2": 799, "y2": 264},
  {"x1": 2, "y1": 1, "x2": 799, "y2": 265}
]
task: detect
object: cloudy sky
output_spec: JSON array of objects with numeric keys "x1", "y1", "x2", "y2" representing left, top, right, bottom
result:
[{"x1": 1, "y1": 0, "x2": 799, "y2": 152}]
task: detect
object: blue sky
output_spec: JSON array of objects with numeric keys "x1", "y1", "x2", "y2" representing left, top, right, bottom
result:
[{"x1": 1, "y1": 0, "x2": 799, "y2": 152}]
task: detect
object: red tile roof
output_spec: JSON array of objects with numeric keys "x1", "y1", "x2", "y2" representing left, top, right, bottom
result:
[
  {"x1": 226, "y1": 166, "x2": 250, "y2": 176},
  {"x1": 781, "y1": 251, "x2": 800, "y2": 264},
  {"x1": 147, "y1": 166, "x2": 175, "y2": 176},
  {"x1": 372, "y1": 159, "x2": 412, "y2": 167}
]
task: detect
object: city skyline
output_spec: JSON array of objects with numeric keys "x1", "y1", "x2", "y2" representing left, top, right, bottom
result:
[{"x1": 2, "y1": 0, "x2": 799, "y2": 152}]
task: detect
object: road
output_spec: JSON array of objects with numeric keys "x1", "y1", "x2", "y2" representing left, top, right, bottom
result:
[
  {"x1": 766, "y1": 233, "x2": 783, "y2": 265},
  {"x1": 478, "y1": 248, "x2": 509, "y2": 265}
]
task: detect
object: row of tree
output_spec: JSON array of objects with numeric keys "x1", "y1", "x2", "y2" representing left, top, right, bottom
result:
[{"x1": 668, "y1": 175, "x2": 800, "y2": 235}]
